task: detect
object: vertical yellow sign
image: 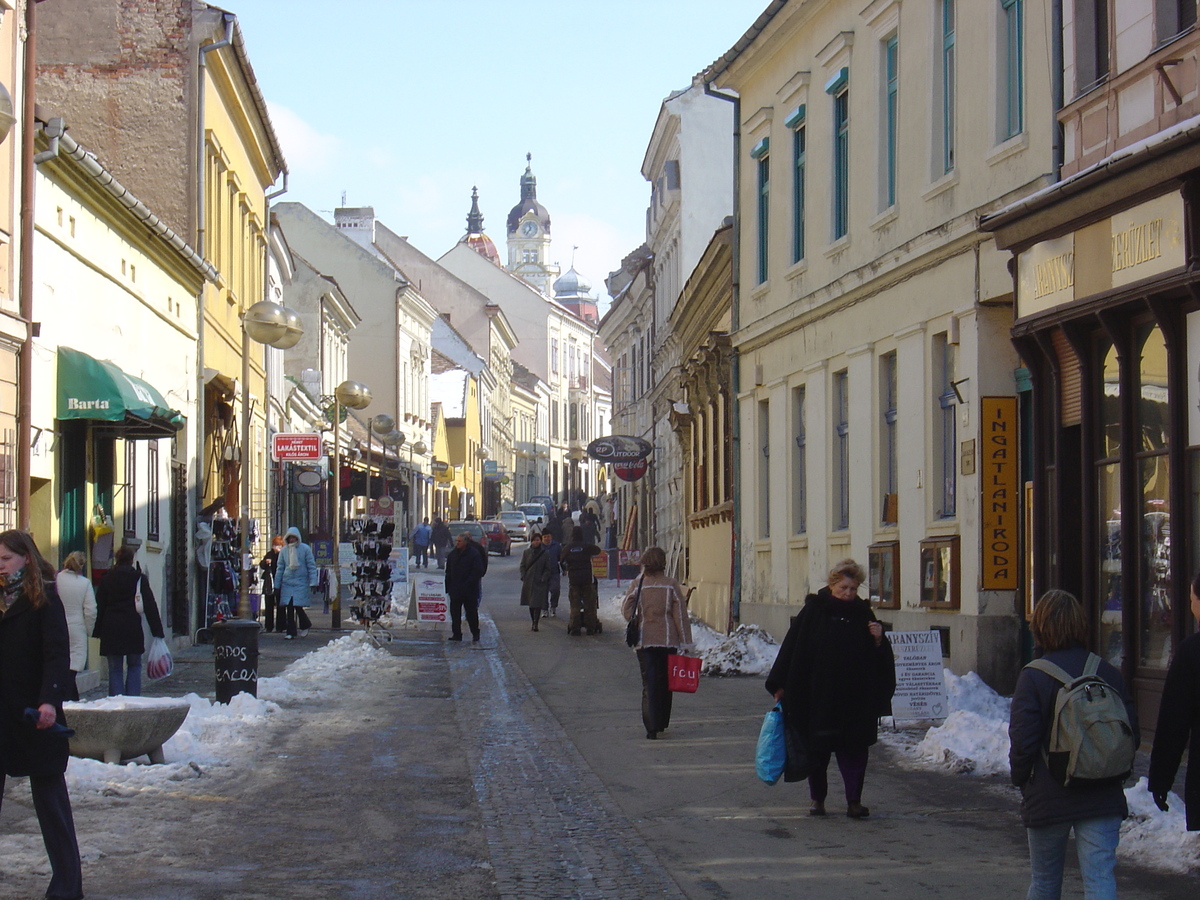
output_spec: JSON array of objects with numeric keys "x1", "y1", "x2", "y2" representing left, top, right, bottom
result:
[{"x1": 982, "y1": 397, "x2": 1019, "y2": 590}]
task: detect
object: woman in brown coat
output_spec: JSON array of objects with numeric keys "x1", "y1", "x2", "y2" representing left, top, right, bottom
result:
[{"x1": 621, "y1": 547, "x2": 692, "y2": 739}]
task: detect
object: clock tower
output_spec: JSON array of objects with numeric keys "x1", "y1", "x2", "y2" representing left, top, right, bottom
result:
[{"x1": 506, "y1": 153, "x2": 559, "y2": 295}]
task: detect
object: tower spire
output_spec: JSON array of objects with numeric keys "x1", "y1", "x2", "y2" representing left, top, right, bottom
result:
[
  {"x1": 466, "y1": 186, "x2": 485, "y2": 235},
  {"x1": 520, "y1": 152, "x2": 537, "y2": 202}
]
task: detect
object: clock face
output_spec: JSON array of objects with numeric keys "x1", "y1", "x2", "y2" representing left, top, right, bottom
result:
[{"x1": 520, "y1": 221, "x2": 538, "y2": 237}]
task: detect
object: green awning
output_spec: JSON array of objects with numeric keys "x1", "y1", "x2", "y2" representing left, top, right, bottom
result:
[{"x1": 57, "y1": 346, "x2": 184, "y2": 438}]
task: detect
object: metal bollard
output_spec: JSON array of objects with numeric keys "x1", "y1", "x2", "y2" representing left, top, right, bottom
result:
[{"x1": 212, "y1": 619, "x2": 261, "y2": 703}]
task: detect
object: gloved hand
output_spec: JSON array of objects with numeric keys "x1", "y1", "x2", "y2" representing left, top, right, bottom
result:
[{"x1": 1152, "y1": 792, "x2": 1170, "y2": 813}]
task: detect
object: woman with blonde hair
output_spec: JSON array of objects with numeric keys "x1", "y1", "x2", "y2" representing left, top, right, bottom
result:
[
  {"x1": 765, "y1": 559, "x2": 895, "y2": 818},
  {"x1": 55, "y1": 550, "x2": 96, "y2": 701},
  {"x1": 621, "y1": 547, "x2": 693, "y2": 739}
]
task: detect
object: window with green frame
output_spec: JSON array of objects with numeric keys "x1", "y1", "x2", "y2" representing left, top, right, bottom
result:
[
  {"x1": 884, "y1": 35, "x2": 898, "y2": 208},
  {"x1": 1000, "y1": 0, "x2": 1024, "y2": 140},
  {"x1": 833, "y1": 84, "x2": 850, "y2": 239},
  {"x1": 792, "y1": 115, "x2": 806, "y2": 263},
  {"x1": 940, "y1": 0, "x2": 956, "y2": 174},
  {"x1": 754, "y1": 141, "x2": 770, "y2": 283}
]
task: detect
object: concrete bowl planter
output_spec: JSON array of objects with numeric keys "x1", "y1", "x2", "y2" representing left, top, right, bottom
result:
[{"x1": 63, "y1": 697, "x2": 191, "y2": 765}]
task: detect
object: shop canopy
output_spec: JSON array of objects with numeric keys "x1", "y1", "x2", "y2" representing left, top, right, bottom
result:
[{"x1": 57, "y1": 346, "x2": 184, "y2": 438}]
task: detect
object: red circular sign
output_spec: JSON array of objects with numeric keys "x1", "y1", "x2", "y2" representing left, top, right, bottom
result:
[{"x1": 613, "y1": 459, "x2": 648, "y2": 482}]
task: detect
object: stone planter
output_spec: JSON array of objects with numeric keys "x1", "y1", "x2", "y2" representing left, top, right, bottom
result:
[{"x1": 63, "y1": 697, "x2": 190, "y2": 764}]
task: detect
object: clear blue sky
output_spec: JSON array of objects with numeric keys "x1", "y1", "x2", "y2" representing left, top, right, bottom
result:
[{"x1": 228, "y1": 0, "x2": 767, "y2": 309}]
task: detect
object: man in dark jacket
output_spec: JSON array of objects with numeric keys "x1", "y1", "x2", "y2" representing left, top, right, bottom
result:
[
  {"x1": 444, "y1": 532, "x2": 484, "y2": 642},
  {"x1": 1148, "y1": 580, "x2": 1200, "y2": 830},
  {"x1": 559, "y1": 526, "x2": 601, "y2": 635},
  {"x1": 542, "y1": 532, "x2": 563, "y2": 617}
]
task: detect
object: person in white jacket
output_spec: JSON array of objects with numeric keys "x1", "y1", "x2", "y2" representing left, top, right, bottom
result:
[{"x1": 55, "y1": 550, "x2": 96, "y2": 700}]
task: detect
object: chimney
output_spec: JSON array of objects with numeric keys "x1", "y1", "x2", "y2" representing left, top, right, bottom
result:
[{"x1": 334, "y1": 206, "x2": 376, "y2": 249}]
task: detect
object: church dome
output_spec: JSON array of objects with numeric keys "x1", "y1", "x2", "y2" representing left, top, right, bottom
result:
[
  {"x1": 506, "y1": 153, "x2": 551, "y2": 235},
  {"x1": 553, "y1": 266, "x2": 593, "y2": 300}
]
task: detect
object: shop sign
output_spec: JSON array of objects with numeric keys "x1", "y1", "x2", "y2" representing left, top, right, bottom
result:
[
  {"x1": 415, "y1": 576, "x2": 448, "y2": 623},
  {"x1": 1110, "y1": 192, "x2": 1185, "y2": 289},
  {"x1": 586, "y1": 435, "x2": 653, "y2": 462},
  {"x1": 614, "y1": 458, "x2": 648, "y2": 482},
  {"x1": 272, "y1": 433, "x2": 322, "y2": 461},
  {"x1": 431, "y1": 460, "x2": 449, "y2": 473},
  {"x1": 1016, "y1": 234, "x2": 1074, "y2": 319},
  {"x1": 981, "y1": 397, "x2": 1018, "y2": 590}
]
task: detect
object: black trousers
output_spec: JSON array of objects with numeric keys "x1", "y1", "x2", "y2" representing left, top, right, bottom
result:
[
  {"x1": 636, "y1": 646, "x2": 675, "y2": 734},
  {"x1": 283, "y1": 602, "x2": 312, "y2": 637},
  {"x1": 450, "y1": 594, "x2": 479, "y2": 639},
  {"x1": 264, "y1": 589, "x2": 281, "y2": 632},
  {"x1": 0, "y1": 771, "x2": 82, "y2": 899}
]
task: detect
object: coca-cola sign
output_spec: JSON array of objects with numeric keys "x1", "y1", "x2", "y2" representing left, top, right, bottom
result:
[
  {"x1": 614, "y1": 459, "x2": 648, "y2": 482},
  {"x1": 586, "y1": 435, "x2": 653, "y2": 463}
]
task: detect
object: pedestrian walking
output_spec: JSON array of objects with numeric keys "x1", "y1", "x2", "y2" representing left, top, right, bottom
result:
[
  {"x1": 1008, "y1": 589, "x2": 1138, "y2": 900},
  {"x1": 0, "y1": 530, "x2": 84, "y2": 900},
  {"x1": 431, "y1": 517, "x2": 452, "y2": 570},
  {"x1": 258, "y1": 534, "x2": 284, "y2": 633},
  {"x1": 580, "y1": 507, "x2": 600, "y2": 546},
  {"x1": 94, "y1": 544, "x2": 165, "y2": 696},
  {"x1": 277, "y1": 526, "x2": 318, "y2": 640},
  {"x1": 445, "y1": 531, "x2": 484, "y2": 642},
  {"x1": 542, "y1": 529, "x2": 562, "y2": 617},
  {"x1": 411, "y1": 517, "x2": 432, "y2": 568},
  {"x1": 55, "y1": 551, "x2": 96, "y2": 701},
  {"x1": 621, "y1": 547, "x2": 692, "y2": 739},
  {"x1": 519, "y1": 531, "x2": 553, "y2": 631},
  {"x1": 560, "y1": 526, "x2": 602, "y2": 635},
  {"x1": 765, "y1": 559, "x2": 894, "y2": 818},
  {"x1": 1148, "y1": 571, "x2": 1200, "y2": 831}
]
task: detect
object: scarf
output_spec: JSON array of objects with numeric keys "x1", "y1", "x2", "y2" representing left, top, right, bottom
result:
[
  {"x1": 0, "y1": 566, "x2": 25, "y2": 614},
  {"x1": 285, "y1": 542, "x2": 301, "y2": 572}
]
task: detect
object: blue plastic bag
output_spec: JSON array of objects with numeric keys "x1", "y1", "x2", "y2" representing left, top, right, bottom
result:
[{"x1": 756, "y1": 702, "x2": 787, "y2": 785}]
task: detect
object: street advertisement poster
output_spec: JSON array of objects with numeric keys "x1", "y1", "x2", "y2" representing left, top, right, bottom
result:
[
  {"x1": 415, "y1": 575, "x2": 448, "y2": 624},
  {"x1": 312, "y1": 540, "x2": 334, "y2": 567},
  {"x1": 388, "y1": 546, "x2": 410, "y2": 615},
  {"x1": 889, "y1": 631, "x2": 949, "y2": 721},
  {"x1": 591, "y1": 550, "x2": 608, "y2": 580}
]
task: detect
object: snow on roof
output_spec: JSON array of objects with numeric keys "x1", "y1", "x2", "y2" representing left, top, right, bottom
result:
[{"x1": 429, "y1": 369, "x2": 469, "y2": 418}]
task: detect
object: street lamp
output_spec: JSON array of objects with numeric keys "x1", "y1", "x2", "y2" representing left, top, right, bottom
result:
[
  {"x1": 366, "y1": 414, "x2": 395, "y2": 507},
  {"x1": 326, "y1": 379, "x2": 371, "y2": 629},
  {"x1": 238, "y1": 300, "x2": 303, "y2": 620},
  {"x1": 406, "y1": 439, "x2": 427, "y2": 531}
]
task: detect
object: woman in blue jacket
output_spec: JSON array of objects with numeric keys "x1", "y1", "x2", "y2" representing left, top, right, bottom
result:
[{"x1": 277, "y1": 527, "x2": 318, "y2": 639}]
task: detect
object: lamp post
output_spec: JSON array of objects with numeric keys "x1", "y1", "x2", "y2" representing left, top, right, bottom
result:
[
  {"x1": 238, "y1": 300, "x2": 303, "y2": 619},
  {"x1": 327, "y1": 379, "x2": 371, "y2": 629},
  {"x1": 378, "y1": 426, "x2": 403, "y2": 513},
  {"x1": 366, "y1": 414, "x2": 395, "y2": 509}
]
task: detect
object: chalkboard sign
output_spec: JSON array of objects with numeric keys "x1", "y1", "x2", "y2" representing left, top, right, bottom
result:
[{"x1": 212, "y1": 620, "x2": 260, "y2": 703}]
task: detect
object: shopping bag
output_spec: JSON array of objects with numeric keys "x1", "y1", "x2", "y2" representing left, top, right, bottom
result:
[
  {"x1": 146, "y1": 637, "x2": 174, "y2": 680},
  {"x1": 667, "y1": 653, "x2": 700, "y2": 693},
  {"x1": 756, "y1": 703, "x2": 787, "y2": 785}
]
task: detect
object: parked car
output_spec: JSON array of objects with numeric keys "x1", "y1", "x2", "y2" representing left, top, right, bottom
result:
[
  {"x1": 480, "y1": 520, "x2": 512, "y2": 556},
  {"x1": 518, "y1": 503, "x2": 548, "y2": 532},
  {"x1": 446, "y1": 520, "x2": 487, "y2": 550},
  {"x1": 498, "y1": 510, "x2": 530, "y2": 540}
]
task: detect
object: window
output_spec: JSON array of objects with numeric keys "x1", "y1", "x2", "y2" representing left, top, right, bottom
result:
[
  {"x1": 758, "y1": 399, "x2": 771, "y2": 538},
  {"x1": 550, "y1": 338, "x2": 559, "y2": 375},
  {"x1": 793, "y1": 386, "x2": 807, "y2": 534},
  {"x1": 123, "y1": 441, "x2": 137, "y2": 536},
  {"x1": 920, "y1": 536, "x2": 961, "y2": 608},
  {"x1": 551, "y1": 401, "x2": 559, "y2": 441},
  {"x1": 1138, "y1": 324, "x2": 1171, "y2": 668},
  {"x1": 787, "y1": 107, "x2": 807, "y2": 263},
  {"x1": 752, "y1": 139, "x2": 770, "y2": 283},
  {"x1": 934, "y1": 333, "x2": 957, "y2": 518},
  {"x1": 832, "y1": 79, "x2": 850, "y2": 239},
  {"x1": 834, "y1": 369, "x2": 850, "y2": 530},
  {"x1": 939, "y1": 0, "x2": 957, "y2": 174},
  {"x1": 1157, "y1": 0, "x2": 1197, "y2": 44},
  {"x1": 883, "y1": 35, "x2": 899, "y2": 208},
  {"x1": 869, "y1": 541, "x2": 900, "y2": 608},
  {"x1": 1075, "y1": 0, "x2": 1109, "y2": 93},
  {"x1": 880, "y1": 352, "x2": 898, "y2": 524},
  {"x1": 147, "y1": 441, "x2": 160, "y2": 541},
  {"x1": 1000, "y1": 0, "x2": 1024, "y2": 140}
]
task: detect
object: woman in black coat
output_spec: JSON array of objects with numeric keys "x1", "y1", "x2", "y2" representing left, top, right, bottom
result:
[
  {"x1": 1148, "y1": 571, "x2": 1200, "y2": 830},
  {"x1": 93, "y1": 544, "x2": 164, "y2": 696},
  {"x1": 765, "y1": 559, "x2": 895, "y2": 818},
  {"x1": 0, "y1": 530, "x2": 83, "y2": 900}
]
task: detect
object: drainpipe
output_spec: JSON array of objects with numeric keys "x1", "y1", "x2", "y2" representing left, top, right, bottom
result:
[
  {"x1": 16, "y1": 0, "x2": 38, "y2": 530},
  {"x1": 705, "y1": 80, "x2": 741, "y2": 628},
  {"x1": 1051, "y1": 0, "x2": 1064, "y2": 180}
]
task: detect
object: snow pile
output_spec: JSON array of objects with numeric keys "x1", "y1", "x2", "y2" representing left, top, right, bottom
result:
[
  {"x1": 258, "y1": 632, "x2": 387, "y2": 703},
  {"x1": 1121, "y1": 778, "x2": 1198, "y2": 873},
  {"x1": 691, "y1": 618, "x2": 778, "y2": 676}
]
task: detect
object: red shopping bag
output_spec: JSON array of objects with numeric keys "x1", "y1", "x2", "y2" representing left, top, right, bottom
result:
[{"x1": 667, "y1": 653, "x2": 700, "y2": 693}]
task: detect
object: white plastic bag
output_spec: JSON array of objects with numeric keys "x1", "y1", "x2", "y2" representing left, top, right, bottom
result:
[{"x1": 146, "y1": 637, "x2": 173, "y2": 680}]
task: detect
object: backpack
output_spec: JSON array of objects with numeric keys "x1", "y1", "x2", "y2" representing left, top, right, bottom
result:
[{"x1": 1025, "y1": 653, "x2": 1136, "y2": 787}]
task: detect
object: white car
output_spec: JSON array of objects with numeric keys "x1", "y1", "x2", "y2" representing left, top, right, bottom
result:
[
  {"x1": 497, "y1": 510, "x2": 530, "y2": 541},
  {"x1": 517, "y1": 503, "x2": 548, "y2": 532}
]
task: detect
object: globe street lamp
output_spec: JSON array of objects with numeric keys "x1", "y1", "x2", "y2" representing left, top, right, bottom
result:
[
  {"x1": 326, "y1": 379, "x2": 371, "y2": 629},
  {"x1": 238, "y1": 301, "x2": 303, "y2": 620},
  {"x1": 408, "y1": 439, "x2": 427, "y2": 532},
  {"x1": 366, "y1": 414, "x2": 395, "y2": 507}
]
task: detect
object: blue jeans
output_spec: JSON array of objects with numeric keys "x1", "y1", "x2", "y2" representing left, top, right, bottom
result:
[
  {"x1": 1026, "y1": 815, "x2": 1120, "y2": 900},
  {"x1": 107, "y1": 653, "x2": 143, "y2": 696}
]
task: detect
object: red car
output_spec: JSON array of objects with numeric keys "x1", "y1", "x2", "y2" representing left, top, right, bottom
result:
[{"x1": 480, "y1": 520, "x2": 512, "y2": 556}]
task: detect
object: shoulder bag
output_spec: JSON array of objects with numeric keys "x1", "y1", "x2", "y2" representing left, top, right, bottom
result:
[{"x1": 625, "y1": 576, "x2": 644, "y2": 647}]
